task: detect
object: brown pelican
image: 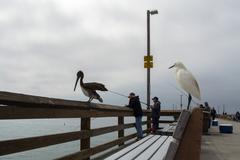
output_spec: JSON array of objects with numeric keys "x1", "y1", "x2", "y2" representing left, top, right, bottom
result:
[{"x1": 74, "y1": 70, "x2": 108, "y2": 103}]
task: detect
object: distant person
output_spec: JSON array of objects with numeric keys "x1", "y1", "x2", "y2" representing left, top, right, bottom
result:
[
  {"x1": 235, "y1": 111, "x2": 240, "y2": 121},
  {"x1": 199, "y1": 104, "x2": 204, "y2": 109},
  {"x1": 204, "y1": 102, "x2": 211, "y2": 112},
  {"x1": 204, "y1": 102, "x2": 211, "y2": 128},
  {"x1": 211, "y1": 107, "x2": 217, "y2": 120},
  {"x1": 150, "y1": 97, "x2": 161, "y2": 134},
  {"x1": 126, "y1": 92, "x2": 143, "y2": 140}
]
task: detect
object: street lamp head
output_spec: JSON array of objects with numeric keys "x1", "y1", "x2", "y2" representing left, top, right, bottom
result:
[{"x1": 150, "y1": 10, "x2": 158, "y2": 15}]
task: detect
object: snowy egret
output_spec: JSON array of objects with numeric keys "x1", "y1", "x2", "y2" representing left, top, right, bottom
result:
[
  {"x1": 169, "y1": 62, "x2": 201, "y2": 109},
  {"x1": 74, "y1": 71, "x2": 108, "y2": 103}
]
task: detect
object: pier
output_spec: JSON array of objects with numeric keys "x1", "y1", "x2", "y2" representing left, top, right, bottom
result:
[
  {"x1": 0, "y1": 91, "x2": 238, "y2": 160},
  {"x1": 201, "y1": 119, "x2": 240, "y2": 160}
]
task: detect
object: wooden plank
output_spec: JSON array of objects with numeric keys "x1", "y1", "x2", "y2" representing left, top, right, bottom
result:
[
  {"x1": 0, "y1": 91, "x2": 143, "y2": 112},
  {"x1": 0, "y1": 91, "x2": 178, "y2": 118},
  {"x1": 0, "y1": 105, "x2": 135, "y2": 119},
  {"x1": 0, "y1": 122, "x2": 143, "y2": 156},
  {"x1": 91, "y1": 121, "x2": 146, "y2": 137},
  {"x1": 55, "y1": 130, "x2": 147, "y2": 160},
  {"x1": 135, "y1": 136, "x2": 168, "y2": 160},
  {"x1": 0, "y1": 131, "x2": 86, "y2": 156},
  {"x1": 118, "y1": 135, "x2": 161, "y2": 160},
  {"x1": 159, "y1": 120, "x2": 176, "y2": 123},
  {"x1": 0, "y1": 91, "x2": 90, "y2": 109},
  {"x1": 160, "y1": 110, "x2": 181, "y2": 117},
  {"x1": 105, "y1": 135, "x2": 154, "y2": 160},
  {"x1": 164, "y1": 139, "x2": 179, "y2": 160},
  {"x1": 150, "y1": 136, "x2": 173, "y2": 160},
  {"x1": 173, "y1": 110, "x2": 191, "y2": 140},
  {"x1": 157, "y1": 126, "x2": 176, "y2": 136}
]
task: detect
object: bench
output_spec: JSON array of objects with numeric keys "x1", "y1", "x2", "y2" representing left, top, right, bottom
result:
[
  {"x1": 105, "y1": 108, "x2": 203, "y2": 160},
  {"x1": 104, "y1": 135, "x2": 173, "y2": 160},
  {"x1": 157, "y1": 123, "x2": 177, "y2": 136}
]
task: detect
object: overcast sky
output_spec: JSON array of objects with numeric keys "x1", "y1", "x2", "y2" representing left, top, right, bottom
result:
[{"x1": 0, "y1": 0, "x2": 240, "y2": 113}]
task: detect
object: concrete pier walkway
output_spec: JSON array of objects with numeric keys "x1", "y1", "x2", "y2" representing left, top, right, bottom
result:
[{"x1": 201, "y1": 119, "x2": 240, "y2": 160}]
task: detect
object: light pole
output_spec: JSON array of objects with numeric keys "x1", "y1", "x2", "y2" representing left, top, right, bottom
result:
[{"x1": 145, "y1": 10, "x2": 158, "y2": 109}]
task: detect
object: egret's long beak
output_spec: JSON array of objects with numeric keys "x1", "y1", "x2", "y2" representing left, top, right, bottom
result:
[
  {"x1": 169, "y1": 64, "x2": 175, "y2": 69},
  {"x1": 74, "y1": 76, "x2": 80, "y2": 91}
]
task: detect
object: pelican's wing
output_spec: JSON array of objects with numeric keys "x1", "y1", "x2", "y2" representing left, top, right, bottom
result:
[
  {"x1": 84, "y1": 82, "x2": 108, "y2": 91},
  {"x1": 176, "y1": 69, "x2": 201, "y2": 100}
]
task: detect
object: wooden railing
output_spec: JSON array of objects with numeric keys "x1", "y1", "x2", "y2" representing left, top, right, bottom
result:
[{"x1": 0, "y1": 91, "x2": 181, "y2": 160}]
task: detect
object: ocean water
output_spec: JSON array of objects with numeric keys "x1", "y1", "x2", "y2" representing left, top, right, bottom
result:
[{"x1": 0, "y1": 117, "x2": 171, "y2": 160}]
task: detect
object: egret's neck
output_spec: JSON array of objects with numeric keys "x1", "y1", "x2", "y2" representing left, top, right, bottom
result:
[{"x1": 176, "y1": 66, "x2": 186, "y2": 73}]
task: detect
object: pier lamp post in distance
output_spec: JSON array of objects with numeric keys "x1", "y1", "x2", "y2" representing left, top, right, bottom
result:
[{"x1": 145, "y1": 10, "x2": 158, "y2": 109}]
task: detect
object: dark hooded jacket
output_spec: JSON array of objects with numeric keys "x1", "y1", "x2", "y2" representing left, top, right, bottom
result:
[
  {"x1": 127, "y1": 96, "x2": 143, "y2": 117},
  {"x1": 151, "y1": 101, "x2": 161, "y2": 118}
]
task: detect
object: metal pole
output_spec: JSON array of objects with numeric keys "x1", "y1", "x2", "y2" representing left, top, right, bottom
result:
[
  {"x1": 180, "y1": 95, "x2": 183, "y2": 110},
  {"x1": 147, "y1": 10, "x2": 150, "y2": 108}
]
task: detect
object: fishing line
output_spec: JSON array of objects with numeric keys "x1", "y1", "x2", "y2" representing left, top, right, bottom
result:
[
  {"x1": 108, "y1": 90, "x2": 148, "y2": 106},
  {"x1": 167, "y1": 82, "x2": 198, "y2": 105}
]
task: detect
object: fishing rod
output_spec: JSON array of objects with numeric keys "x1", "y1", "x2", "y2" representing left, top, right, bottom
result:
[
  {"x1": 108, "y1": 83, "x2": 200, "y2": 107},
  {"x1": 108, "y1": 90, "x2": 148, "y2": 106}
]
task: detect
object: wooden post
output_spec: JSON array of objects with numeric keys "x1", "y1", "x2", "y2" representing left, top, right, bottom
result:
[
  {"x1": 174, "y1": 108, "x2": 203, "y2": 160},
  {"x1": 118, "y1": 116, "x2": 124, "y2": 146},
  {"x1": 81, "y1": 117, "x2": 90, "y2": 160},
  {"x1": 173, "y1": 115, "x2": 178, "y2": 121},
  {"x1": 147, "y1": 115, "x2": 151, "y2": 133}
]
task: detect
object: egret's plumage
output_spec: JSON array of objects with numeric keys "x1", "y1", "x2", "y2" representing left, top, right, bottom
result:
[
  {"x1": 74, "y1": 70, "x2": 108, "y2": 103},
  {"x1": 169, "y1": 62, "x2": 201, "y2": 109}
]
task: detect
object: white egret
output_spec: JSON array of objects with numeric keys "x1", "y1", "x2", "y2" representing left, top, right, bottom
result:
[{"x1": 169, "y1": 62, "x2": 201, "y2": 109}]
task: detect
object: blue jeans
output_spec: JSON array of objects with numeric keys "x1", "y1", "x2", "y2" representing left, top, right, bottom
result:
[
  {"x1": 135, "y1": 116, "x2": 143, "y2": 138},
  {"x1": 152, "y1": 116, "x2": 159, "y2": 130}
]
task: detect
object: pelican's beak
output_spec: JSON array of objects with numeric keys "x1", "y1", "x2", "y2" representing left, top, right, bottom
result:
[
  {"x1": 74, "y1": 76, "x2": 80, "y2": 91},
  {"x1": 169, "y1": 64, "x2": 175, "y2": 69}
]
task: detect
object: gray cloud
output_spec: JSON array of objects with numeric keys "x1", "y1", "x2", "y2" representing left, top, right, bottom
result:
[{"x1": 0, "y1": 0, "x2": 240, "y2": 113}]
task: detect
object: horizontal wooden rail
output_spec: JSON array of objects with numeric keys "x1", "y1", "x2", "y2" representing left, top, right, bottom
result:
[
  {"x1": 159, "y1": 120, "x2": 176, "y2": 123},
  {"x1": 0, "y1": 121, "x2": 147, "y2": 156},
  {"x1": 0, "y1": 105, "x2": 180, "y2": 119},
  {"x1": 0, "y1": 105, "x2": 135, "y2": 119},
  {"x1": 0, "y1": 91, "x2": 138, "y2": 112},
  {"x1": 0, "y1": 131, "x2": 84, "y2": 156}
]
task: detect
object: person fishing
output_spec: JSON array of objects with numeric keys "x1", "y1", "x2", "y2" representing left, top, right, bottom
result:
[
  {"x1": 126, "y1": 92, "x2": 143, "y2": 140},
  {"x1": 150, "y1": 97, "x2": 161, "y2": 134}
]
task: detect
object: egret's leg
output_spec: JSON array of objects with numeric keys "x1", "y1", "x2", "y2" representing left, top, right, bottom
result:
[
  {"x1": 187, "y1": 94, "x2": 192, "y2": 110},
  {"x1": 89, "y1": 96, "x2": 94, "y2": 103},
  {"x1": 87, "y1": 97, "x2": 92, "y2": 103}
]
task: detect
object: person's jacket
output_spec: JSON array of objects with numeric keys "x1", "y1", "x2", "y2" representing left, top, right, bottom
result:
[
  {"x1": 151, "y1": 101, "x2": 161, "y2": 118},
  {"x1": 127, "y1": 96, "x2": 143, "y2": 117}
]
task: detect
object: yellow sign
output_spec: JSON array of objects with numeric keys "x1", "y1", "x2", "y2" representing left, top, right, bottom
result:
[
  {"x1": 144, "y1": 55, "x2": 153, "y2": 61},
  {"x1": 144, "y1": 62, "x2": 153, "y2": 68},
  {"x1": 144, "y1": 55, "x2": 153, "y2": 68}
]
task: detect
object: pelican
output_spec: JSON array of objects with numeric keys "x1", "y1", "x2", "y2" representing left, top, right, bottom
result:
[
  {"x1": 74, "y1": 70, "x2": 108, "y2": 103},
  {"x1": 169, "y1": 62, "x2": 201, "y2": 109}
]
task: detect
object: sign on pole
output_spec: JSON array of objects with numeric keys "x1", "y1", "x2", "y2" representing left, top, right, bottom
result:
[{"x1": 144, "y1": 55, "x2": 153, "y2": 68}]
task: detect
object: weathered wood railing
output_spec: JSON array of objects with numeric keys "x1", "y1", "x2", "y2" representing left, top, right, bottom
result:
[{"x1": 0, "y1": 91, "x2": 181, "y2": 160}]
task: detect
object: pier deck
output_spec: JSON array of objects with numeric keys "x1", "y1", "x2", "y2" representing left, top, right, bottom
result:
[{"x1": 201, "y1": 119, "x2": 240, "y2": 160}]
